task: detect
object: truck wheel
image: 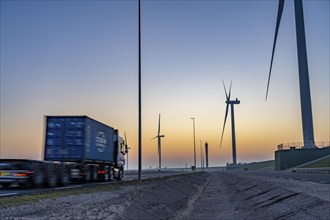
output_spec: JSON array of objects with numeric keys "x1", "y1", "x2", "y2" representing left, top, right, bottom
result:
[
  {"x1": 115, "y1": 168, "x2": 123, "y2": 181},
  {"x1": 45, "y1": 164, "x2": 57, "y2": 188},
  {"x1": 91, "y1": 166, "x2": 98, "y2": 182},
  {"x1": 108, "y1": 168, "x2": 114, "y2": 181},
  {"x1": 31, "y1": 164, "x2": 45, "y2": 187},
  {"x1": 1, "y1": 182, "x2": 11, "y2": 188},
  {"x1": 103, "y1": 166, "x2": 110, "y2": 182},
  {"x1": 58, "y1": 165, "x2": 70, "y2": 186},
  {"x1": 120, "y1": 168, "x2": 124, "y2": 180},
  {"x1": 85, "y1": 166, "x2": 92, "y2": 182}
]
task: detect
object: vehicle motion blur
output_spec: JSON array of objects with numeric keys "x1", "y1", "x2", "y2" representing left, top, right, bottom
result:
[{"x1": 0, "y1": 116, "x2": 127, "y2": 188}]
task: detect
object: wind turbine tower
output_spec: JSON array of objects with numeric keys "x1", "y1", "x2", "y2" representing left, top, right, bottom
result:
[
  {"x1": 266, "y1": 0, "x2": 315, "y2": 148},
  {"x1": 151, "y1": 114, "x2": 165, "y2": 171},
  {"x1": 220, "y1": 82, "x2": 240, "y2": 165},
  {"x1": 205, "y1": 142, "x2": 209, "y2": 168}
]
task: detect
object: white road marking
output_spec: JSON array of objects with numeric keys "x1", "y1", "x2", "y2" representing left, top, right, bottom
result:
[
  {"x1": 0, "y1": 193, "x2": 18, "y2": 197},
  {"x1": 55, "y1": 185, "x2": 83, "y2": 190},
  {"x1": 99, "y1": 182, "x2": 114, "y2": 185}
]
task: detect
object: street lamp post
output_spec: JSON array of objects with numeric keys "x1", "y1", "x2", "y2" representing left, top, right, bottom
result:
[
  {"x1": 190, "y1": 118, "x2": 196, "y2": 171},
  {"x1": 205, "y1": 142, "x2": 209, "y2": 168},
  {"x1": 138, "y1": 0, "x2": 142, "y2": 181},
  {"x1": 200, "y1": 140, "x2": 203, "y2": 171}
]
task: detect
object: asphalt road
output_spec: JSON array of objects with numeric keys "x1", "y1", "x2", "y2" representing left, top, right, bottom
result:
[{"x1": 0, "y1": 170, "x2": 186, "y2": 198}]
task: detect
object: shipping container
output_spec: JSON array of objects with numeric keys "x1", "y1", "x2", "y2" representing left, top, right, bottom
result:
[{"x1": 44, "y1": 116, "x2": 116, "y2": 163}]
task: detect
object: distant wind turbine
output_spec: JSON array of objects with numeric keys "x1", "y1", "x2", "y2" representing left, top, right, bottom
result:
[
  {"x1": 220, "y1": 81, "x2": 240, "y2": 165},
  {"x1": 124, "y1": 131, "x2": 131, "y2": 170},
  {"x1": 266, "y1": 0, "x2": 315, "y2": 148},
  {"x1": 151, "y1": 114, "x2": 165, "y2": 171}
]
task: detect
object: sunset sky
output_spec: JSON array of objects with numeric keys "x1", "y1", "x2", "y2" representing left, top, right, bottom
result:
[{"x1": 1, "y1": 0, "x2": 329, "y2": 169}]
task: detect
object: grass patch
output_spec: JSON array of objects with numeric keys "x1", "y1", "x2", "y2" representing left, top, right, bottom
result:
[
  {"x1": 240, "y1": 160, "x2": 274, "y2": 171},
  {"x1": 300, "y1": 157, "x2": 330, "y2": 168},
  {"x1": 0, "y1": 184, "x2": 116, "y2": 207}
]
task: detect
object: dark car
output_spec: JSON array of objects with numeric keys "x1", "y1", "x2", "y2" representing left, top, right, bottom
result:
[{"x1": 0, "y1": 159, "x2": 43, "y2": 188}]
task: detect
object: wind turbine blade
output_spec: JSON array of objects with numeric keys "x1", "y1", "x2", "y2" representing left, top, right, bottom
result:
[
  {"x1": 222, "y1": 80, "x2": 228, "y2": 100},
  {"x1": 220, "y1": 103, "x2": 229, "y2": 148},
  {"x1": 266, "y1": 0, "x2": 285, "y2": 101},
  {"x1": 158, "y1": 114, "x2": 161, "y2": 136},
  {"x1": 151, "y1": 136, "x2": 158, "y2": 140},
  {"x1": 228, "y1": 80, "x2": 232, "y2": 100}
]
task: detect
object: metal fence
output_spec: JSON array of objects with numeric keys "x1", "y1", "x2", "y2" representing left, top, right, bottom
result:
[
  {"x1": 292, "y1": 167, "x2": 330, "y2": 174},
  {"x1": 277, "y1": 141, "x2": 330, "y2": 150}
]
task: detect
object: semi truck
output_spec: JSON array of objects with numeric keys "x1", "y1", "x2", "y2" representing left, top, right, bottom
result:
[{"x1": 0, "y1": 116, "x2": 127, "y2": 188}]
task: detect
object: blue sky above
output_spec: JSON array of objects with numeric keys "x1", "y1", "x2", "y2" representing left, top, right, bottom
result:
[{"x1": 1, "y1": 0, "x2": 329, "y2": 168}]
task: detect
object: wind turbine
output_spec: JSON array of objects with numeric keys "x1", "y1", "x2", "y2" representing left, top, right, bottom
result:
[
  {"x1": 220, "y1": 81, "x2": 240, "y2": 165},
  {"x1": 266, "y1": 0, "x2": 315, "y2": 148},
  {"x1": 124, "y1": 132, "x2": 131, "y2": 170},
  {"x1": 151, "y1": 114, "x2": 165, "y2": 171}
]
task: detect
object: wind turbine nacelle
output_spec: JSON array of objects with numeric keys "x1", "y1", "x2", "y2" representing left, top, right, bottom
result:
[{"x1": 226, "y1": 99, "x2": 240, "y2": 105}]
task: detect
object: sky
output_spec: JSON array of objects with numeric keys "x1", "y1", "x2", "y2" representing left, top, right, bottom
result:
[{"x1": 0, "y1": 0, "x2": 329, "y2": 169}]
